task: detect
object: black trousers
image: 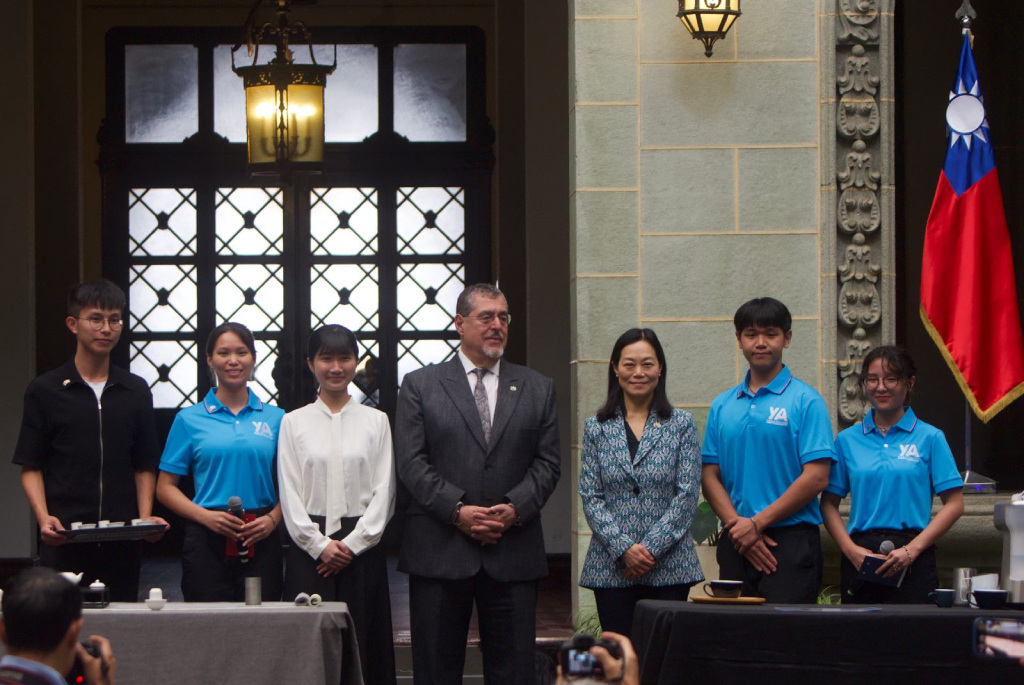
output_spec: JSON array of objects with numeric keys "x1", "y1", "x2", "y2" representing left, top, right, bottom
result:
[
  {"x1": 180, "y1": 511, "x2": 283, "y2": 602},
  {"x1": 840, "y1": 528, "x2": 937, "y2": 604},
  {"x1": 283, "y1": 516, "x2": 396, "y2": 685},
  {"x1": 40, "y1": 540, "x2": 141, "y2": 602},
  {"x1": 409, "y1": 571, "x2": 537, "y2": 685},
  {"x1": 717, "y1": 523, "x2": 822, "y2": 603},
  {"x1": 593, "y1": 583, "x2": 694, "y2": 638}
]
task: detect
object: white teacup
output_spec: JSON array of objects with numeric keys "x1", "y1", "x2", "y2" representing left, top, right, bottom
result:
[{"x1": 971, "y1": 573, "x2": 1000, "y2": 592}]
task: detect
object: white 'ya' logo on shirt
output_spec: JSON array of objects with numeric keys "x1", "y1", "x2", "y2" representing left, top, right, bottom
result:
[
  {"x1": 897, "y1": 444, "x2": 921, "y2": 463},
  {"x1": 766, "y1": 406, "x2": 789, "y2": 426},
  {"x1": 252, "y1": 421, "x2": 274, "y2": 439}
]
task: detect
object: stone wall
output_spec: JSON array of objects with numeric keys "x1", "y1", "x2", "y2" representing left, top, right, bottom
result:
[{"x1": 570, "y1": 0, "x2": 826, "y2": 617}]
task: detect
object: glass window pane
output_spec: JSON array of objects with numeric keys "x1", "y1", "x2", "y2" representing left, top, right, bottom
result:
[
  {"x1": 397, "y1": 339, "x2": 459, "y2": 389},
  {"x1": 131, "y1": 340, "x2": 198, "y2": 409},
  {"x1": 310, "y1": 187, "x2": 378, "y2": 256},
  {"x1": 397, "y1": 187, "x2": 465, "y2": 255},
  {"x1": 129, "y1": 188, "x2": 197, "y2": 257},
  {"x1": 351, "y1": 345, "x2": 380, "y2": 407},
  {"x1": 216, "y1": 44, "x2": 378, "y2": 143},
  {"x1": 216, "y1": 188, "x2": 284, "y2": 256},
  {"x1": 396, "y1": 263, "x2": 464, "y2": 331},
  {"x1": 216, "y1": 263, "x2": 285, "y2": 331},
  {"x1": 323, "y1": 45, "x2": 378, "y2": 142},
  {"x1": 213, "y1": 45, "x2": 267, "y2": 143},
  {"x1": 310, "y1": 264, "x2": 379, "y2": 331},
  {"x1": 126, "y1": 45, "x2": 198, "y2": 143},
  {"x1": 130, "y1": 265, "x2": 198, "y2": 332},
  {"x1": 394, "y1": 44, "x2": 467, "y2": 142},
  {"x1": 253, "y1": 339, "x2": 280, "y2": 403}
]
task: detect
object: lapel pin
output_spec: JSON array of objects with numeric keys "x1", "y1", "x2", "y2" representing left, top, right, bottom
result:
[
  {"x1": 62, "y1": 379, "x2": 70, "y2": 387},
  {"x1": 654, "y1": 422, "x2": 661, "y2": 428},
  {"x1": 510, "y1": 385, "x2": 517, "y2": 392}
]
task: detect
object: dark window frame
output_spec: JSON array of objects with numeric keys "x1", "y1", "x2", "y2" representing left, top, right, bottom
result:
[{"x1": 99, "y1": 25, "x2": 494, "y2": 436}]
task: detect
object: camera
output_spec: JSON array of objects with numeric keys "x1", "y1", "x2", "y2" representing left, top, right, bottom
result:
[
  {"x1": 558, "y1": 635, "x2": 624, "y2": 681},
  {"x1": 974, "y1": 617, "x2": 1024, "y2": 659},
  {"x1": 67, "y1": 640, "x2": 109, "y2": 682}
]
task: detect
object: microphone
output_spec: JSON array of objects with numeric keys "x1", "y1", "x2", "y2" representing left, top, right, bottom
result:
[
  {"x1": 227, "y1": 496, "x2": 250, "y2": 563},
  {"x1": 879, "y1": 540, "x2": 895, "y2": 556}
]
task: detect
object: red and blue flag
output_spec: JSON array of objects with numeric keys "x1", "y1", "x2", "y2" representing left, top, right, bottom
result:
[{"x1": 920, "y1": 33, "x2": 1024, "y2": 422}]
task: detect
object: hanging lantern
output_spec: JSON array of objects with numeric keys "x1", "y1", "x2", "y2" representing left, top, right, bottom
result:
[
  {"x1": 677, "y1": 0, "x2": 742, "y2": 58},
  {"x1": 233, "y1": 0, "x2": 336, "y2": 177}
]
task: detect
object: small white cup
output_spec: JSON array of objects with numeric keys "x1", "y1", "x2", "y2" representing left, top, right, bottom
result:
[
  {"x1": 98, "y1": 520, "x2": 110, "y2": 528},
  {"x1": 971, "y1": 573, "x2": 1000, "y2": 591}
]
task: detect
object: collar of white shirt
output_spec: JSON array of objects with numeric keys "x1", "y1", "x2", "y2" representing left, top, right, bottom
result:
[
  {"x1": 457, "y1": 349, "x2": 501, "y2": 378},
  {"x1": 311, "y1": 394, "x2": 355, "y2": 417}
]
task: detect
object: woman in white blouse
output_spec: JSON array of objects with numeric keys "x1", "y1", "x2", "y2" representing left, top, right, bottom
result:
[{"x1": 277, "y1": 325, "x2": 396, "y2": 685}]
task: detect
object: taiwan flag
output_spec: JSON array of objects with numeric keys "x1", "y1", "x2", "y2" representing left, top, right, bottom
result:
[{"x1": 920, "y1": 33, "x2": 1024, "y2": 422}]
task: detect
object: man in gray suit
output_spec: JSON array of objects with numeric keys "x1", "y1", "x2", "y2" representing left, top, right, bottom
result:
[{"x1": 396, "y1": 283, "x2": 561, "y2": 685}]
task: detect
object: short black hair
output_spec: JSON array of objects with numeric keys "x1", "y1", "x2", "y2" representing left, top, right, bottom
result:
[
  {"x1": 733, "y1": 297, "x2": 792, "y2": 334},
  {"x1": 1, "y1": 567, "x2": 82, "y2": 653},
  {"x1": 67, "y1": 280, "x2": 126, "y2": 318},
  {"x1": 596, "y1": 328, "x2": 673, "y2": 423},
  {"x1": 307, "y1": 324, "x2": 359, "y2": 360},
  {"x1": 860, "y1": 345, "x2": 917, "y2": 385},
  {"x1": 456, "y1": 283, "x2": 504, "y2": 317},
  {"x1": 205, "y1": 322, "x2": 257, "y2": 360}
]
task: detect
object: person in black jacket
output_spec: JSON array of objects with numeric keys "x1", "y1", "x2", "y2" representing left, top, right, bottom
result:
[{"x1": 13, "y1": 280, "x2": 167, "y2": 602}]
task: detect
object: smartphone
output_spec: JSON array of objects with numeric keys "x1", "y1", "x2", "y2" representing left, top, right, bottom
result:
[{"x1": 974, "y1": 618, "x2": 1024, "y2": 659}]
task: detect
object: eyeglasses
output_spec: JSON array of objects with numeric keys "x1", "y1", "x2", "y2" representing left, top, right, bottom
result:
[
  {"x1": 863, "y1": 376, "x2": 901, "y2": 389},
  {"x1": 464, "y1": 312, "x2": 511, "y2": 326},
  {"x1": 77, "y1": 315, "x2": 124, "y2": 331}
]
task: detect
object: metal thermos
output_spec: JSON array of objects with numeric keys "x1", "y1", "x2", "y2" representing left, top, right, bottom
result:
[
  {"x1": 244, "y1": 576, "x2": 262, "y2": 605},
  {"x1": 953, "y1": 567, "x2": 976, "y2": 607}
]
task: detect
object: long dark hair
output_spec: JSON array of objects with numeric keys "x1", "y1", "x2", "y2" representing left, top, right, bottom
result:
[{"x1": 596, "y1": 328, "x2": 673, "y2": 423}]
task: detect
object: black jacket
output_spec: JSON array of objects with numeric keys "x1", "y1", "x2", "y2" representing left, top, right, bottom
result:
[{"x1": 13, "y1": 358, "x2": 160, "y2": 525}]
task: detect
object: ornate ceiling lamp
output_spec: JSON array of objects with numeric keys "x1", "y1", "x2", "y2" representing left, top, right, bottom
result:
[
  {"x1": 677, "y1": 0, "x2": 742, "y2": 58},
  {"x1": 233, "y1": 0, "x2": 336, "y2": 177}
]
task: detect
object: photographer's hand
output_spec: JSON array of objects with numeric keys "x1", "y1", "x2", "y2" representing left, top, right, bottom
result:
[
  {"x1": 76, "y1": 635, "x2": 116, "y2": 685},
  {"x1": 590, "y1": 631, "x2": 638, "y2": 685}
]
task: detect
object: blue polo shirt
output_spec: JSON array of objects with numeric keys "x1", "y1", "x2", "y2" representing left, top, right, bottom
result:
[
  {"x1": 702, "y1": 365, "x2": 834, "y2": 527},
  {"x1": 159, "y1": 389, "x2": 283, "y2": 510},
  {"x1": 826, "y1": 408, "x2": 963, "y2": 534}
]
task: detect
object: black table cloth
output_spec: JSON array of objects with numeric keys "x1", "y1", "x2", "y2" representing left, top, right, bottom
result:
[{"x1": 633, "y1": 600, "x2": 1024, "y2": 685}]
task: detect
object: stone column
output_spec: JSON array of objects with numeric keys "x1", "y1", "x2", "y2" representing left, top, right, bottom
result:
[{"x1": 826, "y1": 0, "x2": 896, "y2": 429}]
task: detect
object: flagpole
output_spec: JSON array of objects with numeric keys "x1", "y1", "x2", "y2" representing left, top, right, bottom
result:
[{"x1": 947, "y1": 0, "x2": 997, "y2": 493}]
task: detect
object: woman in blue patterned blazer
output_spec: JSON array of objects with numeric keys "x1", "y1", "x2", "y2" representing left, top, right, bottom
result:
[{"x1": 579, "y1": 328, "x2": 704, "y2": 636}]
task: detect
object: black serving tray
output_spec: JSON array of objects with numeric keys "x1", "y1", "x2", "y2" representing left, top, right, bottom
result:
[{"x1": 57, "y1": 523, "x2": 167, "y2": 543}]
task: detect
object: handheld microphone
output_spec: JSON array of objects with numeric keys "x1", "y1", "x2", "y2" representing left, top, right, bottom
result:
[
  {"x1": 879, "y1": 540, "x2": 895, "y2": 556},
  {"x1": 227, "y1": 496, "x2": 250, "y2": 562}
]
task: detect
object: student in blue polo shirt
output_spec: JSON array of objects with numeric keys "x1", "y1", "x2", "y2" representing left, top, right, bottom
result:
[
  {"x1": 156, "y1": 322, "x2": 285, "y2": 601},
  {"x1": 821, "y1": 346, "x2": 964, "y2": 604},
  {"x1": 701, "y1": 297, "x2": 834, "y2": 603}
]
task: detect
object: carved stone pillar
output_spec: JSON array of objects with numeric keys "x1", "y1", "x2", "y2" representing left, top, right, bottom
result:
[{"x1": 825, "y1": 0, "x2": 896, "y2": 428}]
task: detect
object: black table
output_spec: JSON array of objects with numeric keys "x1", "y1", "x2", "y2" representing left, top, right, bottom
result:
[{"x1": 633, "y1": 601, "x2": 1024, "y2": 685}]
